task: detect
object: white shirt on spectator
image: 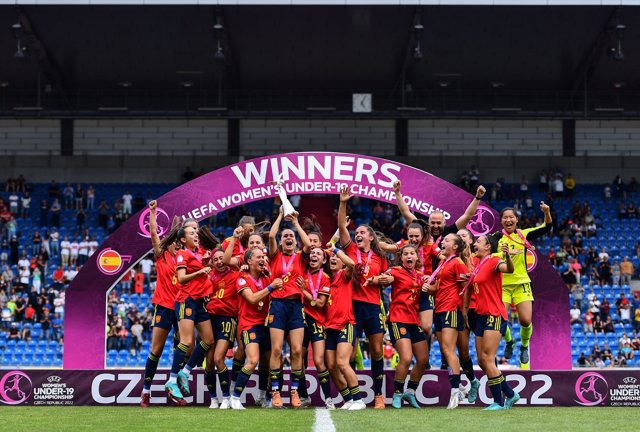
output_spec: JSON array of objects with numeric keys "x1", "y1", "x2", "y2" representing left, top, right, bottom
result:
[
  {"x1": 61, "y1": 240, "x2": 70, "y2": 256},
  {"x1": 140, "y1": 258, "x2": 153, "y2": 275},
  {"x1": 78, "y1": 240, "x2": 89, "y2": 256},
  {"x1": 70, "y1": 242, "x2": 79, "y2": 257},
  {"x1": 570, "y1": 307, "x2": 582, "y2": 321}
]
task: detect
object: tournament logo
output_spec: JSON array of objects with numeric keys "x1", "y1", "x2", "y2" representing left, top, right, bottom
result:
[
  {"x1": 138, "y1": 206, "x2": 171, "y2": 239},
  {"x1": 525, "y1": 249, "x2": 538, "y2": 272},
  {"x1": 97, "y1": 249, "x2": 126, "y2": 275},
  {"x1": 467, "y1": 206, "x2": 496, "y2": 236},
  {"x1": 0, "y1": 371, "x2": 32, "y2": 405},
  {"x1": 575, "y1": 372, "x2": 608, "y2": 406}
]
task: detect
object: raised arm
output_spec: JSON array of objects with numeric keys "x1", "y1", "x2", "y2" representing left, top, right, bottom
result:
[
  {"x1": 393, "y1": 180, "x2": 417, "y2": 223},
  {"x1": 334, "y1": 247, "x2": 355, "y2": 280},
  {"x1": 455, "y1": 185, "x2": 486, "y2": 229},
  {"x1": 379, "y1": 240, "x2": 400, "y2": 254},
  {"x1": 289, "y1": 213, "x2": 312, "y2": 252},
  {"x1": 269, "y1": 206, "x2": 284, "y2": 258},
  {"x1": 337, "y1": 186, "x2": 352, "y2": 247},
  {"x1": 148, "y1": 200, "x2": 162, "y2": 257},
  {"x1": 222, "y1": 226, "x2": 244, "y2": 268}
]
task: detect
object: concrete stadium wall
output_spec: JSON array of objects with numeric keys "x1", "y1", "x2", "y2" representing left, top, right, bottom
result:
[{"x1": 2, "y1": 118, "x2": 640, "y2": 183}]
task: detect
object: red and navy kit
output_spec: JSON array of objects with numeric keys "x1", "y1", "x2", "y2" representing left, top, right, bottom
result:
[
  {"x1": 269, "y1": 250, "x2": 307, "y2": 300},
  {"x1": 386, "y1": 266, "x2": 424, "y2": 325},
  {"x1": 324, "y1": 269, "x2": 355, "y2": 330},
  {"x1": 175, "y1": 248, "x2": 213, "y2": 302},
  {"x1": 344, "y1": 242, "x2": 388, "y2": 304},
  {"x1": 302, "y1": 270, "x2": 331, "y2": 326},
  {"x1": 433, "y1": 256, "x2": 468, "y2": 313},
  {"x1": 153, "y1": 250, "x2": 180, "y2": 310},
  {"x1": 394, "y1": 239, "x2": 439, "y2": 275},
  {"x1": 206, "y1": 267, "x2": 240, "y2": 317},
  {"x1": 472, "y1": 255, "x2": 507, "y2": 320},
  {"x1": 236, "y1": 272, "x2": 271, "y2": 331}
]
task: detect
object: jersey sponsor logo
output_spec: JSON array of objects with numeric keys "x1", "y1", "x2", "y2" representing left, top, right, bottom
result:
[
  {"x1": 138, "y1": 206, "x2": 171, "y2": 239},
  {"x1": 97, "y1": 249, "x2": 131, "y2": 276}
]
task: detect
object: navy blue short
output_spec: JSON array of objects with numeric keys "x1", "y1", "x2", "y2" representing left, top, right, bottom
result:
[
  {"x1": 418, "y1": 292, "x2": 434, "y2": 312},
  {"x1": 241, "y1": 325, "x2": 271, "y2": 352},
  {"x1": 325, "y1": 324, "x2": 356, "y2": 351},
  {"x1": 466, "y1": 309, "x2": 478, "y2": 333},
  {"x1": 473, "y1": 314, "x2": 508, "y2": 337},
  {"x1": 353, "y1": 300, "x2": 385, "y2": 338},
  {"x1": 267, "y1": 298, "x2": 305, "y2": 331},
  {"x1": 175, "y1": 297, "x2": 209, "y2": 324},
  {"x1": 303, "y1": 315, "x2": 326, "y2": 346},
  {"x1": 152, "y1": 304, "x2": 178, "y2": 331},
  {"x1": 210, "y1": 315, "x2": 237, "y2": 343},
  {"x1": 433, "y1": 309, "x2": 464, "y2": 332},
  {"x1": 389, "y1": 322, "x2": 426, "y2": 345}
]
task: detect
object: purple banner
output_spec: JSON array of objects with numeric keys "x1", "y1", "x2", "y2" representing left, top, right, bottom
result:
[
  {"x1": 2, "y1": 369, "x2": 637, "y2": 407},
  {"x1": 65, "y1": 152, "x2": 570, "y2": 369}
]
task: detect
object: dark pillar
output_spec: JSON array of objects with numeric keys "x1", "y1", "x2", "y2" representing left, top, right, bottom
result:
[
  {"x1": 228, "y1": 119, "x2": 239, "y2": 157},
  {"x1": 61, "y1": 119, "x2": 74, "y2": 156},
  {"x1": 562, "y1": 119, "x2": 575, "y2": 157},
  {"x1": 395, "y1": 118, "x2": 408, "y2": 156}
]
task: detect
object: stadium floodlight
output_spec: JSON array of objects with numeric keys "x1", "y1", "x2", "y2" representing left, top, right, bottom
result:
[
  {"x1": 14, "y1": 40, "x2": 27, "y2": 60},
  {"x1": 11, "y1": 22, "x2": 22, "y2": 39}
]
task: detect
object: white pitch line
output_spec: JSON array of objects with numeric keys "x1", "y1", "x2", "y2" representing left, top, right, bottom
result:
[{"x1": 313, "y1": 408, "x2": 336, "y2": 432}]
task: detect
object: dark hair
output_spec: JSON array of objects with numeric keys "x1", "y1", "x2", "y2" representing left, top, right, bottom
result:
[
  {"x1": 482, "y1": 234, "x2": 500, "y2": 254},
  {"x1": 356, "y1": 224, "x2": 385, "y2": 258},
  {"x1": 394, "y1": 244, "x2": 422, "y2": 268},
  {"x1": 500, "y1": 207, "x2": 518, "y2": 219},
  {"x1": 243, "y1": 248, "x2": 259, "y2": 265},
  {"x1": 302, "y1": 215, "x2": 323, "y2": 243},
  {"x1": 449, "y1": 233, "x2": 470, "y2": 266},
  {"x1": 406, "y1": 222, "x2": 427, "y2": 244}
]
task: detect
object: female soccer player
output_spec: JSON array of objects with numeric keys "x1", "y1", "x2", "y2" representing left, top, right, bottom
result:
[
  {"x1": 267, "y1": 207, "x2": 311, "y2": 408},
  {"x1": 456, "y1": 228, "x2": 481, "y2": 402},
  {"x1": 337, "y1": 186, "x2": 389, "y2": 409},
  {"x1": 466, "y1": 235, "x2": 519, "y2": 410},
  {"x1": 204, "y1": 249, "x2": 239, "y2": 409},
  {"x1": 495, "y1": 202, "x2": 551, "y2": 369},
  {"x1": 165, "y1": 225, "x2": 215, "y2": 404},
  {"x1": 296, "y1": 246, "x2": 333, "y2": 408},
  {"x1": 230, "y1": 248, "x2": 282, "y2": 409},
  {"x1": 140, "y1": 200, "x2": 181, "y2": 407},
  {"x1": 385, "y1": 244, "x2": 429, "y2": 409},
  {"x1": 324, "y1": 246, "x2": 366, "y2": 410},
  {"x1": 423, "y1": 233, "x2": 469, "y2": 409}
]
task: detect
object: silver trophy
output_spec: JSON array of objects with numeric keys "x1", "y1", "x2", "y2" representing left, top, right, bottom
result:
[{"x1": 274, "y1": 173, "x2": 296, "y2": 217}]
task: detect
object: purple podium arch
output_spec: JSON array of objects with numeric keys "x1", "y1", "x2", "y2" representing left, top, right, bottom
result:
[{"x1": 65, "y1": 152, "x2": 571, "y2": 370}]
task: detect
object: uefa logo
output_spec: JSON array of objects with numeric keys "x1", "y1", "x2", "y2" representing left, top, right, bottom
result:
[
  {"x1": 575, "y1": 372, "x2": 608, "y2": 406},
  {"x1": 467, "y1": 206, "x2": 496, "y2": 236},
  {"x1": 0, "y1": 371, "x2": 32, "y2": 405},
  {"x1": 138, "y1": 206, "x2": 171, "y2": 238}
]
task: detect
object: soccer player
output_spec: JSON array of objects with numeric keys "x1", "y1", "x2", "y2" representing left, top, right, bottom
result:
[
  {"x1": 296, "y1": 246, "x2": 333, "y2": 408},
  {"x1": 422, "y1": 233, "x2": 469, "y2": 409},
  {"x1": 204, "y1": 249, "x2": 239, "y2": 409},
  {"x1": 140, "y1": 200, "x2": 181, "y2": 408},
  {"x1": 267, "y1": 207, "x2": 312, "y2": 408},
  {"x1": 165, "y1": 225, "x2": 215, "y2": 404},
  {"x1": 494, "y1": 202, "x2": 551, "y2": 369},
  {"x1": 465, "y1": 234, "x2": 519, "y2": 410},
  {"x1": 230, "y1": 248, "x2": 282, "y2": 409},
  {"x1": 456, "y1": 228, "x2": 481, "y2": 402},
  {"x1": 337, "y1": 186, "x2": 389, "y2": 409},
  {"x1": 385, "y1": 244, "x2": 429, "y2": 409},
  {"x1": 324, "y1": 246, "x2": 366, "y2": 410}
]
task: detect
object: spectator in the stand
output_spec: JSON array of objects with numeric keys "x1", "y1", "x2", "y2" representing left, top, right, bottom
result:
[
  {"x1": 8, "y1": 322, "x2": 20, "y2": 340},
  {"x1": 628, "y1": 202, "x2": 637, "y2": 219},
  {"x1": 618, "y1": 202, "x2": 627, "y2": 220},
  {"x1": 130, "y1": 319, "x2": 144, "y2": 355},
  {"x1": 69, "y1": 238, "x2": 79, "y2": 266},
  {"x1": 122, "y1": 191, "x2": 133, "y2": 215},
  {"x1": 76, "y1": 208, "x2": 86, "y2": 231},
  {"x1": 40, "y1": 309, "x2": 52, "y2": 340},
  {"x1": 562, "y1": 262, "x2": 578, "y2": 291},
  {"x1": 52, "y1": 266, "x2": 64, "y2": 290},
  {"x1": 75, "y1": 184, "x2": 84, "y2": 210},
  {"x1": 634, "y1": 307, "x2": 640, "y2": 332},
  {"x1": 570, "y1": 303, "x2": 582, "y2": 325},
  {"x1": 612, "y1": 260, "x2": 621, "y2": 286},
  {"x1": 553, "y1": 174, "x2": 564, "y2": 198},
  {"x1": 576, "y1": 352, "x2": 586, "y2": 367},
  {"x1": 133, "y1": 269, "x2": 144, "y2": 295},
  {"x1": 620, "y1": 343, "x2": 634, "y2": 361},
  {"x1": 613, "y1": 353, "x2": 627, "y2": 367},
  {"x1": 603, "y1": 316, "x2": 615, "y2": 333},
  {"x1": 50, "y1": 198, "x2": 61, "y2": 228},
  {"x1": 593, "y1": 315, "x2": 604, "y2": 335},
  {"x1": 597, "y1": 256, "x2": 612, "y2": 286},
  {"x1": 63, "y1": 266, "x2": 78, "y2": 285},
  {"x1": 63, "y1": 182, "x2": 74, "y2": 210},
  {"x1": 48, "y1": 180, "x2": 59, "y2": 200},
  {"x1": 618, "y1": 332, "x2": 631, "y2": 348},
  {"x1": 86, "y1": 185, "x2": 95, "y2": 211},
  {"x1": 565, "y1": 173, "x2": 576, "y2": 198},
  {"x1": 613, "y1": 175, "x2": 624, "y2": 199},
  {"x1": 78, "y1": 237, "x2": 89, "y2": 266},
  {"x1": 39, "y1": 200, "x2": 48, "y2": 227},
  {"x1": 139, "y1": 254, "x2": 153, "y2": 285},
  {"x1": 630, "y1": 332, "x2": 640, "y2": 350},
  {"x1": 571, "y1": 284, "x2": 585, "y2": 311},
  {"x1": 8, "y1": 191, "x2": 19, "y2": 215},
  {"x1": 600, "y1": 298, "x2": 611, "y2": 321},
  {"x1": 620, "y1": 257, "x2": 634, "y2": 285},
  {"x1": 615, "y1": 293, "x2": 629, "y2": 315},
  {"x1": 31, "y1": 231, "x2": 42, "y2": 257},
  {"x1": 51, "y1": 312, "x2": 63, "y2": 340},
  {"x1": 620, "y1": 302, "x2": 631, "y2": 324},
  {"x1": 97, "y1": 200, "x2": 110, "y2": 229},
  {"x1": 584, "y1": 310, "x2": 594, "y2": 333}
]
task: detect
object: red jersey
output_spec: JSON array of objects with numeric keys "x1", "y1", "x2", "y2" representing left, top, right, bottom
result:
[
  {"x1": 468, "y1": 255, "x2": 479, "y2": 310},
  {"x1": 175, "y1": 248, "x2": 213, "y2": 302},
  {"x1": 394, "y1": 240, "x2": 439, "y2": 275},
  {"x1": 324, "y1": 269, "x2": 355, "y2": 329},
  {"x1": 221, "y1": 237, "x2": 245, "y2": 258},
  {"x1": 301, "y1": 270, "x2": 331, "y2": 325},
  {"x1": 236, "y1": 272, "x2": 271, "y2": 331},
  {"x1": 387, "y1": 266, "x2": 424, "y2": 325},
  {"x1": 472, "y1": 255, "x2": 507, "y2": 320},
  {"x1": 206, "y1": 267, "x2": 239, "y2": 317},
  {"x1": 269, "y1": 250, "x2": 306, "y2": 300},
  {"x1": 345, "y1": 242, "x2": 388, "y2": 305},
  {"x1": 433, "y1": 256, "x2": 468, "y2": 313},
  {"x1": 153, "y1": 251, "x2": 180, "y2": 309}
]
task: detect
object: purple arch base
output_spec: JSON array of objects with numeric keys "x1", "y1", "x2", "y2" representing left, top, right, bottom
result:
[{"x1": 64, "y1": 152, "x2": 571, "y2": 370}]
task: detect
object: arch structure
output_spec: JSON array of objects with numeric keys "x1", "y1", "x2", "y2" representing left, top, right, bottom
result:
[{"x1": 65, "y1": 152, "x2": 570, "y2": 370}]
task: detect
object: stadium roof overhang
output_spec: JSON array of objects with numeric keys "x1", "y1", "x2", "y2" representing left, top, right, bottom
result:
[{"x1": 0, "y1": 2, "x2": 639, "y2": 118}]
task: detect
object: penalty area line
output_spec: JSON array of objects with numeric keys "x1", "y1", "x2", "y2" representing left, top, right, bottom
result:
[{"x1": 313, "y1": 408, "x2": 336, "y2": 432}]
